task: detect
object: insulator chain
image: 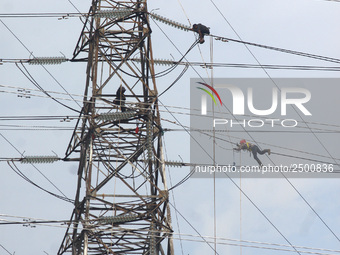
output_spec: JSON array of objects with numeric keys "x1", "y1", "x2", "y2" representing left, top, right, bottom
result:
[
  {"x1": 142, "y1": 160, "x2": 184, "y2": 168},
  {"x1": 95, "y1": 8, "x2": 134, "y2": 19},
  {"x1": 163, "y1": 160, "x2": 184, "y2": 167},
  {"x1": 149, "y1": 221, "x2": 156, "y2": 255},
  {"x1": 98, "y1": 213, "x2": 138, "y2": 224},
  {"x1": 150, "y1": 12, "x2": 191, "y2": 31},
  {"x1": 146, "y1": 120, "x2": 153, "y2": 161},
  {"x1": 28, "y1": 57, "x2": 68, "y2": 65},
  {"x1": 20, "y1": 156, "x2": 59, "y2": 164},
  {"x1": 97, "y1": 111, "x2": 136, "y2": 121},
  {"x1": 133, "y1": 58, "x2": 175, "y2": 66}
]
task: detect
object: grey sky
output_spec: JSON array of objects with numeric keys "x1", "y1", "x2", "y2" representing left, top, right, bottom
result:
[{"x1": 1, "y1": 0, "x2": 340, "y2": 254}]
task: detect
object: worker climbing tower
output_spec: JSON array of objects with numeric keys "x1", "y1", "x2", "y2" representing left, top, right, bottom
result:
[{"x1": 58, "y1": 0, "x2": 174, "y2": 254}]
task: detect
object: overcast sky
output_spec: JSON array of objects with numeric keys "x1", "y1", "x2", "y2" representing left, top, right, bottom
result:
[{"x1": 1, "y1": 0, "x2": 340, "y2": 254}]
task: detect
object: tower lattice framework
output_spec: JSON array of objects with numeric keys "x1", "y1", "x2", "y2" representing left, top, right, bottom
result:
[{"x1": 58, "y1": 0, "x2": 174, "y2": 254}]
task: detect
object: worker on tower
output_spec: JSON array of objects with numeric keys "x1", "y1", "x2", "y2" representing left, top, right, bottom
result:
[
  {"x1": 192, "y1": 23, "x2": 210, "y2": 44},
  {"x1": 234, "y1": 139, "x2": 271, "y2": 167},
  {"x1": 113, "y1": 85, "x2": 127, "y2": 112}
]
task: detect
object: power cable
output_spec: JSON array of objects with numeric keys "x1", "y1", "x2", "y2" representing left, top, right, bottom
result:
[
  {"x1": 15, "y1": 62, "x2": 80, "y2": 112},
  {"x1": 167, "y1": 121, "x2": 339, "y2": 166},
  {"x1": 150, "y1": 7, "x2": 340, "y2": 65},
  {"x1": 160, "y1": 88, "x2": 303, "y2": 255},
  {"x1": 163, "y1": 139, "x2": 185, "y2": 255},
  {"x1": 0, "y1": 19, "x2": 82, "y2": 109},
  {"x1": 0, "y1": 115, "x2": 81, "y2": 121},
  {"x1": 66, "y1": 0, "x2": 83, "y2": 15},
  {"x1": 0, "y1": 215, "x2": 337, "y2": 255},
  {"x1": 208, "y1": 0, "x2": 340, "y2": 243},
  {"x1": 168, "y1": 201, "x2": 220, "y2": 255},
  {"x1": 5, "y1": 57, "x2": 340, "y2": 72},
  {"x1": 2, "y1": 213, "x2": 339, "y2": 255},
  {"x1": 158, "y1": 64, "x2": 189, "y2": 97},
  {"x1": 169, "y1": 40, "x2": 338, "y2": 255},
  {"x1": 153, "y1": 40, "x2": 198, "y2": 79},
  {"x1": 7, "y1": 160, "x2": 74, "y2": 203},
  {"x1": 0, "y1": 133, "x2": 73, "y2": 203},
  {"x1": 207, "y1": 2, "x2": 340, "y2": 169},
  {"x1": 0, "y1": 244, "x2": 13, "y2": 255},
  {"x1": 210, "y1": 33, "x2": 340, "y2": 64},
  {"x1": 153, "y1": 18, "x2": 307, "y2": 254},
  {"x1": 0, "y1": 12, "x2": 84, "y2": 18}
]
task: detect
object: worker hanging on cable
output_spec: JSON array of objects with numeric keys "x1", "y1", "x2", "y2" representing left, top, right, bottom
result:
[
  {"x1": 192, "y1": 23, "x2": 210, "y2": 44},
  {"x1": 113, "y1": 85, "x2": 127, "y2": 112},
  {"x1": 234, "y1": 139, "x2": 271, "y2": 167}
]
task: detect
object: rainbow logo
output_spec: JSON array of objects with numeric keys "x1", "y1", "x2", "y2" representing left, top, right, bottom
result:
[{"x1": 196, "y1": 82, "x2": 222, "y2": 106}]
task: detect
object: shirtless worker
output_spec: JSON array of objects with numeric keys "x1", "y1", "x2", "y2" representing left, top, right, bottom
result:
[{"x1": 192, "y1": 23, "x2": 210, "y2": 44}]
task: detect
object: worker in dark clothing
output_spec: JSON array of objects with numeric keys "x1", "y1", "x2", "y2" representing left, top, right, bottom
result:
[
  {"x1": 113, "y1": 86, "x2": 127, "y2": 112},
  {"x1": 234, "y1": 139, "x2": 271, "y2": 167},
  {"x1": 192, "y1": 23, "x2": 210, "y2": 44}
]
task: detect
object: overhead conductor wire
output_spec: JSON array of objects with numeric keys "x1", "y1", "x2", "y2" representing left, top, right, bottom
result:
[
  {"x1": 0, "y1": 19, "x2": 81, "y2": 112},
  {"x1": 152, "y1": 18, "x2": 302, "y2": 255},
  {"x1": 151, "y1": 7, "x2": 340, "y2": 251},
  {"x1": 208, "y1": 0, "x2": 340, "y2": 243},
  {"x1": 0, "y1": 133, "x2": 73, "y2": 203}
]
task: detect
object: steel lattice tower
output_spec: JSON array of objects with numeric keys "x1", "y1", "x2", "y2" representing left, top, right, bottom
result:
[{"x1": 58, "y1": 0, "x2": 174, "y2": 254}]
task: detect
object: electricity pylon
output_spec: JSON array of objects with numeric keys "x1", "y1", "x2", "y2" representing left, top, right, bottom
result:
[{"x1": 58, "y1": 0, "x2": 174, "y2": 254}]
